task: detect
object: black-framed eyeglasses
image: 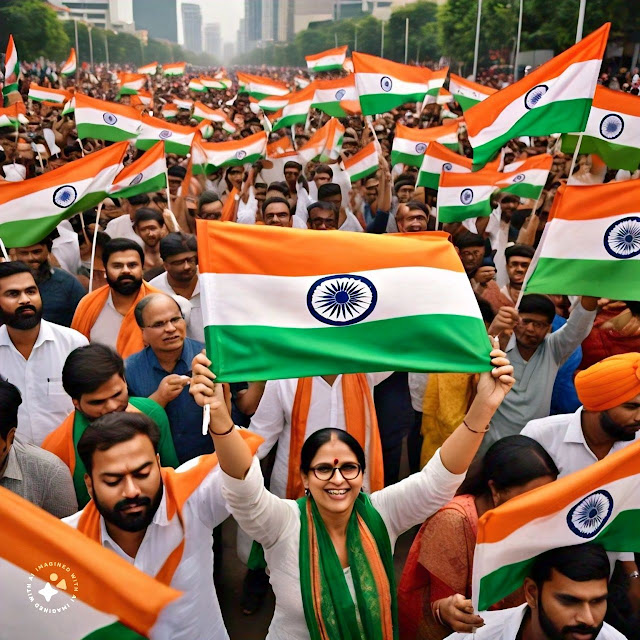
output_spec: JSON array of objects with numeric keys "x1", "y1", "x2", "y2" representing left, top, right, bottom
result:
[{"x1": 310, "y1": 463, "x2": 362, "y2": 481}]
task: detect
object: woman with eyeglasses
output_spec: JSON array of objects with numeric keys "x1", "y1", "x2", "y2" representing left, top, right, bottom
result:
[{"x1": 189, "y1": 340, "x2": 515, "y2": 640}]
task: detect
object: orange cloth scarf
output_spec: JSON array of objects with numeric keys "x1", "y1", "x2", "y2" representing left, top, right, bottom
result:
[
  {"x1": 286, "y1": 374, "x2": 384, "y2": 499},
  {"x1": 42, "y1": 411, "x2": 76, "y2": 473},
  {"x1": 71, "y1": 281, "x2": 162, "y2": 358}
]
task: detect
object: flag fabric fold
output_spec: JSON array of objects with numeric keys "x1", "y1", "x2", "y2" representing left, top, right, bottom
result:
[
  {"x1": 271, "y1": 85, "x2": 315, "y2": 131},
  {"x1": 391, "y1": 121, "x2": 459, "y2": 167},
  {"x1": 74, "y1": 94, "x2": 141, "y2": 142},
  {"x1": 437, "y1": 169, "x2": 500, "y2": 223},
  {"x1": 28, "y1": 84, "x2": 70, "y2": 105},
  {"x1": 297, "y1": 118, "x2": 344, "y2": 163},
  {"x1": 496, "y1": 153, "x2": 553, "y2": 201},
  {"x1": 136, "y1": 114, "x2": 195, "y2": 156},
  {"x1": 448, "y1": 73, "x2": 497, "y2": 112},
  {"x1": 3, "y1": 35, "x2": 20, "y2": 102},
  {"x1": 416, "y1": 141, "x2": 472, "y2": 190},
  {"x1": 138, "y1": 62, "x2": 158, "y2": 75},
  {"x1": 117, "y1": 73, "x2": 146, "y2": 96},
  {"x1": 305, "y1": 45, "x2": 348, "y2": 73},
  {"x1": 311, "y1": 75, "x2": 361, "y2": 117},
  {"x1": 110, "y1": 141, "x2": 167, "y2": 199},
  {"x1": 0, "y1": 102, "x2": 28, "y2": 128},
  {"x1": 162, "y1": 62, "x2": 186, "y2": 76},
  {"x1": 61, "y1": 48, "x2": 77, "y2": 77},
  {"x1": 343, "y1": 141, "x2": 379, "y2": 183},
  {"x1": 237, "y1": 72, "x2": 289, "y2": 100},
  {"x1": 191, "y1": 131, "x2": 267, "y2": 174}
]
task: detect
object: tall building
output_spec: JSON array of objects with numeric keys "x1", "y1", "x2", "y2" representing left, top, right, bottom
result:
[
  {"x1": 132, "y1": 0, "x2": 179, "y2": 43},
  {"x1": 237, "y1": 18, "x2": 247, "y2": 55},
  {"x1": 55, "y1": 0, "x2": 135, "y2": 31},
  {"x1": 204, "y1": 23, "x2": 222, "y2": 60},
  {"x1": 244, "y1": 0, "x2": 263, "y2": 48},
  {"x1": 181, "y1": 3, "x2": 203, "y2": 53},
  {"x1": 292, "y1": 0, "x2": 333, "y2": 34}
]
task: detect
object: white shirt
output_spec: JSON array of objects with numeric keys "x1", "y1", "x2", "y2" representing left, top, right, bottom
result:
[
  {"x1": 340, "y1": 208, "x2": 364, "y2": 232},
  {"x1": 249, "y1": 373, "x2": 391, "y2": 497},
  {"x1": 52, "y1": 221, "x2": 81, "y2": 275},
  {"x1": 445, "y1": 603, "x2": 626, "y2": 640},
  {"x1": 222, "y1": 450, "x2": 465, "y2": 640},
  {"x1": 408, "y1": 373, "x2": 429, "y2": 412},
  {"x1": 64, "y1": 459, "x2": 231, "y2": 640},
  {"x1": 0, "y1": 320, "x2": 88, "y2": 445},
  {"x1": 104, "y1": 214, "x2": 144, "y2": 247}
]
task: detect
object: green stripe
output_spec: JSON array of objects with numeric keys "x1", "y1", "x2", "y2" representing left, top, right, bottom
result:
[
  {"x1": 438, "y1": 200, "x2": 492, "y2": 223},
  {"x1": 117, "y1": 88, "x2": 139, "y2": 96},
  {"x1": 453, "y1": 94, "x2": 481, "y2": 113},
  {"x1": 359, "y1": 92, "x2": 427, "y2": 116},
  {"x1": 204, "y1": 314, "x2": 491, "y2": 382},
  {"x1": 309, "y1": 63, "x2": 343, "y2": 72},
  {"x1": 272, "y1": 112, "x2": 308, "y2": 131},
  {"x1": 192, "y1": 151, "x2": 264, "y2": 175},
  {"x1": 81, "y1": 621, "x2": 145, "y2": 639},
  {"x1": 136, "y1": 138, "x2": 190, "y2": 156},
  {"x1": 416, "y1": 170, "x2": 438, "y2": 190},
  {"x1": 29, "y1": 95, "x2": 65, "y2": 104},
  {"x1": 258, "y1": 104, "x2": 283, "y2": 112},
  {"x1": 110, "y1": 173, "x2": 166, "y2": 199},
  {"x1": 499, "y1": 183, "x2": 543, "y2": 200},
  {"x1": 472, "y1": 98, "x2": 592, "y2": 169},
  {"x1": 524, "y1": 257, "x2": 640, "y2": 300},
  {"x1": 390, "y1": 150, "x2": 422, "y2": 168},
  {"x1": 0, "y1": 190, "x2": 110, "y2": 248},
  {"x1": 249, "y1": 91, "x2": 282, "y2": 101},
  {"x1": 348, "y1": 163, "x2": 379, "y2": 183},
  {"x1": 77, "y1": 123, "x2": 139, "y2": 142},
  {"x1": 477, "y1": 508, "x2": 640, "y2": 611},
  {"x1": 311, "y1": 101, "x2": 347, "y2": 118},
  {"x1": 561, "y1": 134, "x2": 640, "y2": 172}
]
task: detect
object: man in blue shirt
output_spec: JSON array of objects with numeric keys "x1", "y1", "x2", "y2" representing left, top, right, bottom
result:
[{"x1": 125, "y1": 293, "x2": 211, "y2": 464}]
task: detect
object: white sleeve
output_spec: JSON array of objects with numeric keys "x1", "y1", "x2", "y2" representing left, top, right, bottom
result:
[
  {"x1": 295, "y1": 183, "x2": 312, "y2": 223},
  {"x1": 236, "y1": 186, "x2": 258, "y2": 225},
  {"x1": 249, "y1": 381, "x2": 287, "y2": 459},
  {"x1": 188, "y1": 464, "x2": 230, "y2": 529}
]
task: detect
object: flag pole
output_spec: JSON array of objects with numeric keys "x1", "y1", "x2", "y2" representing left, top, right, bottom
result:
[
  {"x1": 513, "y1": 0, "x2": 524, "y2": 81},
  {"x1": 164, "y1": 166, "x2": 180, "y2": 229},
  {"x1": 404, "y1": 18, "x2": 409, "y2": 64},
  {"x1": 0, "y1": 237, "x2": 9, "y2": 261},
  {"x1": 88, "y1": 201, "x2": 103, "y2": 293},
  {"x1": 381, "y1": 21, "x2": 385, "y2": 58},
  {"x1": 576, "y1": 0, "x2": 586, "y2": 42},
  {"x1": 472, "y1": 0, "x2": 483, "y2": 81},
  {"x1": 567, "y1": 133, "x2": 583, "y2": 180},
  {"x1": 74, "y1": 19, "x2": 80, "y2": 85}
]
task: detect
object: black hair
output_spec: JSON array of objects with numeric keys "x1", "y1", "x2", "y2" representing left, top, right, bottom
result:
[
  {"x1": 262, "y1": 196, "x2": 292, "y2": 216},
  {"x1": 197, "y1": 190, "x2": 221, "y2": 213},
  {"x1": 77, "y1": 412, "x2": 160, "y2": 476},
  {"x1": 102, "y1": 238, "x2": 145, "y2": 269},
  {"x1": 0, "y1": 260, "x2": 36, "y2": 283},
  {"x1": 284, "y1": 160, "x2": 302, "y2": 172},
  {"x1": 133, "y1": 208, "x2": 165, "y2": 227},
  {"x1": 167, "y1": 165, "x2": 186, "y2": 179},
  {"x1": 314, "y1": 164, "x2": 333, "y2": 179},
  {"x1": 307, "y1": 200, "x2": 339, "y2": 221},
  {"x1": 454, "y1": 232, "x2": 485, "y2": 249},
  {"x1": 394, "y1": 178, "x2": 415, "y2": 192},
  {"x1": 267, "y1": 181, "x2": 290, "y2": 197},
  {"x1": 159, "y1": 232, "x2": 197, "y2": 261},
  {"x1": 529, "y1": 543, "x2": 610, "y2": 588},
  {"x1": 126, "y1": 193, "x2": 151, "y2": 207},
  {"x1": 505, "y1": 244, "x2": 535, "y2": 262},
  {"x1": 476, "y1": 296, "x2": 496, "y2": 326},
  {"x1": 134, "y1": 293, "x2": 182, "y2": 328},
  {"x1": 624, "y1": 301, "x2": 640, "y2": 318},
  {"x1": 317, "y1": 183, "x2": 342, "y2": 200},
  {"x1": 300, "y1": 428, "x2": 366, "y2": 474},
  {"x1": 458, "y1": 435, "x2": 558, "y2": 497},
  {"x1": 0, "y1": 378, "x2": 22, "y2": 440},
  {"x1": 519, "y1": 294, "x2": 556, "y2": 324},
  {"x1": 406, "y1": 201, "x2": 430, "y2": 216},
  {"x1": 62, "y1": 344, "x2": 125, "y2": 400}
]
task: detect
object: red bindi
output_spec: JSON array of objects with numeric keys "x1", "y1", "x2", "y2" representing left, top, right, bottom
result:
[{"x1": 333, "y1": 459, "x2": 339, "y2": 465}]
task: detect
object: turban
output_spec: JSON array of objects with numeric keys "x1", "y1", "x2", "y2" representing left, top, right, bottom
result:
[{"x1": 575, "y1": 353, "x2": 640, "y2": 411}]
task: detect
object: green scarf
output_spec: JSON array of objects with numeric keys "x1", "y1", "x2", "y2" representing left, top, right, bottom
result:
[{"x1": 298, "y1": 493, "x2": 398, "y2": 640}]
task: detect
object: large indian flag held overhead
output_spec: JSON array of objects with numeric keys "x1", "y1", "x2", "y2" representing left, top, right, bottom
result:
[
  {"x1": 561, "y1": 85, "x2": 640, "y2": 171},
  {"x1": 523, "y1": 180, "x2": 640, "y2": 301},
  {"x1": 110, "y1": 141, "x2": 167, "y2": 199},
  {"x1": 311, "y1": 75, "x2": 361, "y2": 117},
  {"x1": 416, "y1": 141, "x2": 472, "y2": 190},
  {"x1": 0, "y1": 486, "x2": 181, "y2": 639},
  {"x1": 343, "y1": 141, "x2": 379, "y2": 183},
  {"x1": 271, "y1": 85, "x2": 315, "y2": 131},
  {"x1": 305, "y1": 45, "x2": 348, "y2": 73},
  {"x1": 391, "y1": 121, "x2": 460, "y2": 168},
  {"x1": 448, "y1": 73, "x2": 497, "y2": 112},
  {"x1": 135, "y1": 114, "x2": 195, "y2": 156},
  {"x1": 437, "y1": 169, "x2": 499, "y2": 224},
  {"x1": 61, "y1": 47, "x2": 77, "y2": 77},
  {"x1": 496, "y1": 153, "x2": 553, "y2": 200},
  {"x1": 352, "y1": 51, "x2": 431, "y2": 115},
  {"x1": 191, "y1": 131, "x2": 267, "y2": 174},
  {"x1": 75, "y1": 94, "x2": 141, "y2": 142},
  {"x1": 196, "y1": 221, "x2": 492, "y2": 382},
  {"x1": 465, "y1": 23, "x2": 610, "y2": 169},
  {"x1": 473, "y1": 439, "x2": 640, "y2": 612},
  {"x1": 0, "y1": 142, "x2": 126, "y2": 248}
]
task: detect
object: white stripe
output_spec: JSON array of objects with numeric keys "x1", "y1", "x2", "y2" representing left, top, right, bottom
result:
[
  {"x1": 75, "y1": 106, "x2": 141, "y2": 135},
  {"x1": 281, "y1": 99, "x2": 312, "y2": 118},
  {"x1": 250, "y1": 81, "x2": 289, "y2": 97},
  {"x1": 438, "y1": 183, "x2": 495, "y2": 207},
  {"x1": 201, "y1": 267, "x2": 481, "y2": 329},
  {"x1": 345, "y1": 154, "x2": 378, "y2": 179},
  {"x1": 469, "y1": 59, "x2": 601, "y2": 148},
  {"x1": 420, "y1": 154, "x2": 470, "y2": 176},
  {"x1": 258, "y1": 97, "x2": 289, "y2": 110},
  {"x1": 313, "y1": 84, "x2": 359, "y2": 104},
  {"x1": 196, "y1": 137, "x2": 266, "y2": 166},
  {"x1": 450, "y1": 80, "x2": 492, "y2": 102},
  {"x1": 355, "y1": 72, "x2": 427, "y2": 98},
  {"x1": 392, "y1": 137, "x2": 427, "y2": 157},
  {"x1": 496, "y1": 168, "x2": 548, "y2": 188},
  {"x1": 121, "y1": 79, "x2": 145, "y2": 91},
  {"x1": 538, "y1": 213, "x2": 640, "y2": 261},
  {"x1": 584, "y1": 105, "x2": 640, "y2": 148},
  {"x1": 308, "y1": 54, "x2": 345, "y2": 70},
  {"x1": 137, "y1": 123, "x2": 194, "y2": 147},
  {"x1": 29, "y1": 88, "x2": 65, "y2": 103},
  {"x1": 111, "y1": 157, "x2": 166, "y2": 192}
]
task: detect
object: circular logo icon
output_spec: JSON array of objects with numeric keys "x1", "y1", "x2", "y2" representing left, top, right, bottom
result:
[
  {"x1": 235, "y1": 150, "x2": 247, "y2": 160},
  {"x1": 415, "y1": 142, "x2": 427, "y2": 154},
  {"x1": 335, "y1": 89, "x2": 346, "y2": 101},
  {"x1": 380, "y1": 76, "x2": 393, "y2": 92},
  {"x1": 603, "y1": 216, "x2": 640, "y2": 259},
  {"x1": 442, "y1": 162, "x2": 453, "y2": 172},
  {"x1": 26, "y1": 561, "x2": 79, "y2": 614},
  {"x1": 599, "y1": 113, "x2": 624, "y2": 140},
  {"x1": 460, "y1": 188, "x2": 474, "y2": 205},
  {"x1": 102, "y1": 112, "x2": 118, "y2": 125},
  {"x1": 513, "y1": 173, "x2": 525, "y2": 183},
  {"x1": 129, "y1": 173, "x2": 143, "y2": 186},
  {"x1": 307, "y1": 274, "x2": 377, "y2": 326},
  {"x1": 567, "y1": 490, "x2": 614, "y2": 539},
  {"x1": 158, "y1": 129, "x2": 172, "y2": 139},
  {"x1": 52, "y1": 185, "x2": 78, "y2": 209},
  {"x1": 524, "y1": 84, "x2": 549, "y2": 110}
]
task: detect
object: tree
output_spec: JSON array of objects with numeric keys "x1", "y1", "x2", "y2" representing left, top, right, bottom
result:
[{"x1": 0, "y1": 0, "x2": 70, "y2": 61}]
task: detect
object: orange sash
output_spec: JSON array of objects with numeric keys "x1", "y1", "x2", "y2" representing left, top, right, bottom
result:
[
  {"x1": 77, "y1": 430, "x2": 263, "y2": 586},
  {"x1": 286, "y1": 374, "x2": 384, "y2": 499},
  {"x1": 41, "y1": 411, "x2": 76, "y2": 473},
  {"x1": 71, "y1": 280, "x2": 162, "y2": 358}
]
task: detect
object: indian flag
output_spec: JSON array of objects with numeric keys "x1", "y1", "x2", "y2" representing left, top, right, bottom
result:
[
  {"x1": 110, "y1": 141, "x2": 167, "y2": 199},
  {"x1": 425, "y1": 67, "x2": 449, "y2": 100},
  {"x1": 62, "y1": 97, "x2": 75, "y2": 116},
  {"x1": 192, "y1": 101, "x2": 218, "y2": 121},
  {"x1": 353, "y1": 51, "x2": 431, "y2": 115},
  {"x1": 3, "y1": 35, "x2": 20, "y2": 100},
  {"x1": 523, "y1": 180, "x2": 640, "y2": 301},
  {"x1": 472, "y1": 439, "x2": 640, "y2": 612},
  {"x1": 237, "y1": 72, "x2": 289, "y2": 100},
  {"x1": 196, "y1": 221, "x2": 492, "y2": 381},
  {"x1": 191, "y1": 131, "x2": 267, "y2": 174},
  {"x1": 298, "y1": 118, "x2": 344, "y2": 163},
  {"x1": 257, "y1": 95, "x2": 290, "y2": 113},
  {"x1": 437, "y1": 169, "x2": 499, "y2": 223},
  {"x1": 465, "y1": 23, "x2": 610, "y2": 168},
  {"x1": 295, "y1": 75, "x2": 311, "y2": 89},
  {"x1": 60, "y1": 48, "x2": 77, "y2": 77},
  {"x1": 0, "y1": 486, "x2": 181, "y2": 639},
  {"x1": 117, "y1": 72, "x2": 146, "y2": 96},
  {"x1": 162, "y1": 62, "x2": 186, "y2": 76},
  {"x1": 271, "y1": 85, "x2": 314, "y2": 131},
  {"x1": 188, "y1": 79, "x2": 206, "y2": 93},
  {"x1": 161, "y1": 103, "x2": 178, "y2": 119},
  {"x1": 28, "y1": 83, "x2": 70, "y2": 105},
  {"x1": 0, "y1": 141, "x2": 126, "y2": 248},
  {"x1": 416, "y1": 141, "x2": 472, "y2": 190},
  {"x1": 391, "y1": 121, "x2": 459, "y2": 168},
  {"x1": 174, "y1": 98, "x2": 193, "y2": 111},
  {"x1": 200, "y1": 76, "x2": 227, "y2": 90},
  {"x1": 306, "y1": 45, "x2": 348, "y2": 73},
  {"x1": 312, "y1": 75, "x2": 361, "y2": 117},
  {"x1": 75, "y1": 94, "x2": 141, "y2": 142},
  {"x1": 138, "y1": 61, "x2": 158, "y2": 75},
  {"x1": 136, "y1": 89, "x2": 153, "y2": 107},
  {"x1": 561, "y1": 85, "x2": 640, "y2": 171},
  {"x1": 496, "y1": 153, "x2": 552, "y2": 200},
  {"x1": 448, "y1": 73, "x2": 497, "y2": 112},
  {"x1": 343, "y1": 141, "x2": 379, "y2": 183},
  {"x1": 0, "y1": 102, "x2": 28, "y2": 128},
  {"x1": 267, "y1": 136, "x2": 295, "y2": 156},
  {"x1": 136, "y1": 114, "x2": 195, "y2": 156}
]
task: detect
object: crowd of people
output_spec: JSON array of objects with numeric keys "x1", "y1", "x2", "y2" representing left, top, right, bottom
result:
[{"x1": 1, "y1": 46, "x2": 640, "y2": 640}]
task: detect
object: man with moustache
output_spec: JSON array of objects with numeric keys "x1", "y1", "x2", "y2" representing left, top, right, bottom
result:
[
  {"x1": 261, "y1": 197, "x2": 293, "y2": 228},
  {"x1": 395, "y1": 201, "x2": 431, "y2": 232},
  {"x1": 0, "y1": 261, "x2": 88, "y2": 445}
]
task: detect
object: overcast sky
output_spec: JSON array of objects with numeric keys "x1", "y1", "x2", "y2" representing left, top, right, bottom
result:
[{"x1": 188, "y1": 0, "x2": 244, "y2": 41}]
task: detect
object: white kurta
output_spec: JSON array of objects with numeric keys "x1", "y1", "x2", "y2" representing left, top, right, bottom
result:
[{"x1": 222, "y1": 450, "x2": 465, "y2": 640}]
